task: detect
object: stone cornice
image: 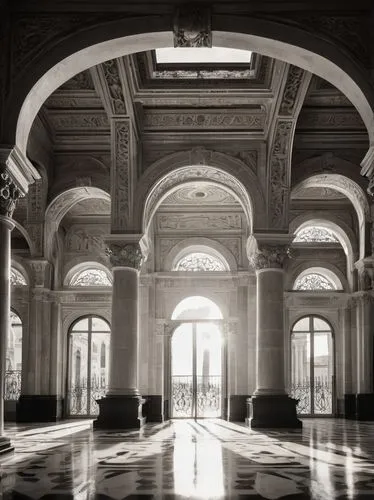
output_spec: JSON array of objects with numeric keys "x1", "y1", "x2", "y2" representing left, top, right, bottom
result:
[{"x1": 0, "y1": 146, "x2": 40, "y2": 195}]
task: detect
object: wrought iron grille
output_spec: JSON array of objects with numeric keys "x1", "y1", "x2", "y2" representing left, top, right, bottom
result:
[
  {"x1": 290, "y1": 377, "x2": 332, "y2": 415},
  {"x1": 4, "y1": 370, "x2": 21, "y2": 400},
  {"x1": 172, "y1": 375, "x2": 221, "y2": 417},
  {"x1": 67, "y1": 378, "x2": 107, "y2": 416}
]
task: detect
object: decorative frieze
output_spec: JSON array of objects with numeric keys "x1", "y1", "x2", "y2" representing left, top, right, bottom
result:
[
  {"x1": 48, "y1": 112, "x2": 109, "y2": 130},
  {"x1": 0, "y1": 168, "x2": 21, "y2": 218},
  {"x1": 106, "y1": 242, "x2": 143, "y2": 270},
  {"x1": 173, "y1": 5, "x2": 211, "y2": 48},
  {"x1": 297, "y1": 109, "x2": 365, "y2": 129},
  {"x1": 111, "y1": 119, "x2": 131, "y2": 231},
  {"x1": 157, "y1": 213, "x2": 241, "y2": 231},
  {"x1": 143, "y1": 109, "x2": 265, "y2": 131},
  {"x1": 65, "y1": 226, "x2": 107, "y2": 253}
]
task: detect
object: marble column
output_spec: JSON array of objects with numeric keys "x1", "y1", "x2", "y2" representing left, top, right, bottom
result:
[
  {"x1": 247, "y1": 236, "x2": 301, "y2": 428},
  {"x1": 0, "y1": 170, "x2": 21, "y2": 453},
  {"x1": 95, "y1": 239, "x2": 146, "y2": 428}
]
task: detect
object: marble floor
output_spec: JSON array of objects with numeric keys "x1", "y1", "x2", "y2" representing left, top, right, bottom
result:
[{"x1": 1, "y1": 419, "x2": 374, "y2": 499}]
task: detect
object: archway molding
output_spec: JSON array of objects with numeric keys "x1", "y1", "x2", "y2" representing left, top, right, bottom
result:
[
  {"x1": 44, "y1": 187, "x2": 110, "y2": 260},
  {"x1": 164, "y1": 237, "x2": 237, "y2": 273},
  {"x1": 136, "y1": 149, "x2": 262, "y2": 233},
  {"x1": 9, "y1": 14, "x2": 374, "y2": 164}
]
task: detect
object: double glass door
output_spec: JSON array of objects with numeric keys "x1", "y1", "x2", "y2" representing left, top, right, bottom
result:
[{"x1": 171, "y1": 322, "x2": 223, "y2": 418}]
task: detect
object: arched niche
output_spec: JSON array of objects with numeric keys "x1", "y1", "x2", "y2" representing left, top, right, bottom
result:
[
  {"x1": 136, "y1": 151, "x2": 261, "y2": 233},
  {"x1": 164, "y1": 238, "x2": 237, "y2": 273},
  {"x1": 9, "y1": 15, "x2": 374, "y2": 163},
  {"x1": 44, "y1": 187, "x2": 110, "y2": 260},
  {"x1": 291, "y1": 173, "x2": 370, "y2": 260}
]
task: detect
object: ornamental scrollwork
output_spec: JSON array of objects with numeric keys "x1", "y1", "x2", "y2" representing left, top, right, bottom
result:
[
  {"x1": 173, "y1": 6, "x2": 211, "y2": 48},
  {"x1": 0, "y1": 169, "x2": 21, "y2": 218},
  {"x1": 279, "y1": 65, "x2": 305, "y2": 116},
  {"x1": 111, "y1": 120, "x2": 131, "y2": 231},
  {"x1": 106, "y1": 242, "x2": 143, "y2": 270},
  {"x1": 102, "y1": 59, "x2": 126, "y2": 114}
]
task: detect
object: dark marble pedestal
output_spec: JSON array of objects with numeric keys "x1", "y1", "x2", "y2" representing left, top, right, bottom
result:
[
  {"x1": 0, "y1": 437, "x2": 13, "y2": 455},
  {"x1": 17, "y1": 395, "x2": 63, "y2": 422},
  {"x1": 94, "y1": 395, "x2": 146, "y2": 429},
  {"x1": 247, "y1": 395, "x2": 302, "y2": 429}
]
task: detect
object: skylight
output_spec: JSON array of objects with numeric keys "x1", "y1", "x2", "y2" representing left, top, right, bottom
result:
[{"x1": 155, "y1": 47, "x2": 252, "y2": 64}]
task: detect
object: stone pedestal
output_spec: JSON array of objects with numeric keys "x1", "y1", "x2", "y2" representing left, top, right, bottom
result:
[
  {"x1": 95, "y1": 240, "x2": 145, "y2": 429},
  {"x1": 94, "y1": 396, "x2": 146, "y2": 429},
  {"x1": 247, "y1": 236, "x2": 301, "y2": 429}
]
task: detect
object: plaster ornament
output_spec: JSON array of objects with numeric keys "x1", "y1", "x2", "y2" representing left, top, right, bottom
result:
[
  {"x1": 173, "y1": 6, "x2": 212, "y2": 48},
  {"x1": 247, "y1": 236, "x2": 289, "y2": 270},
  {"x1": 111, "y1": 120, "x2": 131, "y2": 231},
  {"x1": 106, "y1": 242, "x2": 143, "y2": 270},
  {"x1": 0, "y1": 169, "x2": 21, "y2": 218},
  {"x1": 102, "y1": 59, "x2": 126, "y2": 114},
  {"x1": 279, "y1": 65, "x2": 305, "y2": 116}
]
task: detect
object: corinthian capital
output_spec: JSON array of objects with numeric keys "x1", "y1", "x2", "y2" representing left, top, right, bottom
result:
[
  {"x1": 247, "y1": 234, "x2": 290, "y2": 270},
  {"x1": 0, "y1": 168, "x2": 21, "y2": 218},
  {"x1": 106, "y1": 242, "x2": 143, "y2": 270}
]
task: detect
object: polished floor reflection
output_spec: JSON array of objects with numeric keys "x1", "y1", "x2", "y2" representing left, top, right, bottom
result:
[{"x1": 1, "y1": 419, "x2": 374, "y2": 499}]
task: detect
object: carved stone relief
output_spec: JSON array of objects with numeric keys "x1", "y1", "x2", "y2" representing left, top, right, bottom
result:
[
  {"x1": 157, "y1": 214, "x2": 241, "y2": 231},
  {"x1": 269, "y1": 120, "x2": 293, "y2": 228},
  {"x1": 101, "y1": 59, "x2": 126, "y2": 114},
  {"x1": 60, "y1": 70, "x2": 94, "y2": 91},
  {"x1": 65, "y1": 226, "x2": 106, "y2": 254},
  {"x1": 111, "y1": 119, "x2": 131, "y2": 231},
  {"x1": 248, "y1": 243, "x2": 290, "y2": 270},
  {"x1": 48, "y1": 113, "x2": 109, "y2": 130},
  {"x1": 297, "y1": 110, "x2": 365, "y2": 129},
  {"x1": 279, "y1": 65, "x2": 305, "y2": 116},
  {"x1": 173, "y1": 6, "x2": 211, "y2": 48}
]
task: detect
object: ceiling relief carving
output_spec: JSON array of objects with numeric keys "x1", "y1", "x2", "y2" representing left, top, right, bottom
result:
[
  {"x1": 291, "y1": 187, "x2": 346, "y2": 200},
  {"x1": 143, "y1": 109, "x2": 265, "y2": 131},
  {"x1": 173, "y1": 6, "x2": 212, "y2": 48},
  {"x1": 60, "y1": 71, "x2": 94, "y2": 91},
  {"x1": 297, "y1": 109, "x2": 365, "y2": 130},
  {"x1": 111, "y1": 119, "x2": 131, "y2": 231},
  {"x1": 279, "y1": 66, "x2": 305, "y2": 116},
  {"x1": 67, "y1": 199, "x2": 110, "y2": 217},
  {"x1": 157, "y1": 214, "x2": 242, "y2": 231},
  {"x1": 162, "y1": 184, "x2": 239, "y2": 206}
]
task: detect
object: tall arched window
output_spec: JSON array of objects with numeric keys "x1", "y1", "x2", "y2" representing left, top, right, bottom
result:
[
  {"x1": 67, "y1": 316, "x2": 110, "y2": 416},
  {"x1": 5, "y1": 311, "x2": 23, "y2": 401},
  {"x1": 174, "y1": 252, "x2": 226, "y2": 272},
  {"x1": 290, "y1": 316, "x2": 334, "y2": 416}
]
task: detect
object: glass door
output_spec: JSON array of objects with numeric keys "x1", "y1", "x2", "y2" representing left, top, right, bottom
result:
[{"x1": 171, "y1": 321, "x2": 222, "y2": 418}]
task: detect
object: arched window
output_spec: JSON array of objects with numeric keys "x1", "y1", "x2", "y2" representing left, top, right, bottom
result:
[
  {"x1": 294, "y1": 273, "x2": 335, "y2": 291},
  {"x1": 290, "y1": 316, "x2": 334, "y2": 416},
  {"x1": 293, "y1": 226, "x2": 338, "y2": 243},
  {"x1": 69, "y1": 268, "x2": 112, "y2": 287},
  {"x1": 5, "y1": 311, "x2": 22, "y2": 401},
  {"x1": 174, "y1": 252, "x2": 226, "y2": 272},
  {"x1": 10, "y1": 268, "x2": 27, "y2": 286},
  {"x1": 67, "y1": 316, "x2": 110, "y2": 416}
]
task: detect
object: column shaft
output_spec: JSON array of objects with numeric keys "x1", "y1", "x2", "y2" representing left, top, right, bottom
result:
[
  {"x1": 108, "y1": 267, "x2": 139, "y2": 395},
  {"x1": 255, "y1": 268, "x2": 286, "y2": 395}
]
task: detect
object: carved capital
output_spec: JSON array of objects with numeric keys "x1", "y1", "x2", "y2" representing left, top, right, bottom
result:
[
  {"x1": 247, "y1": 235, "x2": 290, "y2": 270},
  {"x1": 0, "y1": 168, "x2": 21, "y2": 218},
  {"x1": 174, "y1": 5, "x2": 211, "y2": 47},
  {"x1": 106, "y1": 242, "x2": 143, "y2": 270}
]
